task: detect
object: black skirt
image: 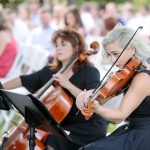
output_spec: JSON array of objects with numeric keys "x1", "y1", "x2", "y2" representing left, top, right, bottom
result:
[{"x1": 80, "y1": 118, "x2": 150, "y2": 150}]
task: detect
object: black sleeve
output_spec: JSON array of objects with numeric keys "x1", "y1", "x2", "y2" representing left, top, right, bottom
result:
[
  {"x1": 83, "y1": 66, "x2": 100, "y2": 90},
  {"x1": 20, "y1": 66, "x2": 52, "y2": 93}
]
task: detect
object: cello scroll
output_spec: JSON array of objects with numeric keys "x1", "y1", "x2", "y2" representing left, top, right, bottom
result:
[{"x1": 78, "y1": 41, "x2": 100, "y2": 62}]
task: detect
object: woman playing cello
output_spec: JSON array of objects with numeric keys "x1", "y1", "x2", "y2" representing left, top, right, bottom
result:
[
  {"x1": 1, "y1": 27, "x2": 107, "y2": 150},
  {"x1": 76, "y1": 24, "x2": 150, "y2": 150}
]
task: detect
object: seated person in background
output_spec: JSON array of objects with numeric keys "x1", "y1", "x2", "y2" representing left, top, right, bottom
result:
[
  {"x1": 64, "y1": 5, "x2": 86, "y2": 36},
  {"x1": 26, "y1": 7, "x2": 56, "y2": 51},
  {"x1": 0, "y1": 11, "x2": 18, "y2": 78},
  {"x1": 103, "y1": 16, "x2": 118, "y2": 34}
]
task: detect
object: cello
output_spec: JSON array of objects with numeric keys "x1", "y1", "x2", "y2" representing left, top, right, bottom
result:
[
  {"x1": 34, "y1": 41, "x2": 99, "y2": 123},
  {"x1": 2, "y1": 41, "x2": 99, "y2": 150}
]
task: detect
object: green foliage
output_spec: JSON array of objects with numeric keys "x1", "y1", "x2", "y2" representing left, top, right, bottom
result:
[
  {"x1": 107, "y1": 123, "x2": 116, "y2": 133},
  {"x1": 0, "y1": 0, "x2": 9, "y2": 5},
  {"x1": 0, "y1": 113, "x2": 22, "y2": 139},
  {"x1": 76, "y1": 0, "x2": 126, "y2": 6},
  {"x1": 133, "y1": 0, "x2": 150, "y2": 10},
  {"x1": 0, "y1": 0, "x2": 23, "y2": 7},
  {"x1": 76, "y1": 0, "x2": 150, "y2": 8}
]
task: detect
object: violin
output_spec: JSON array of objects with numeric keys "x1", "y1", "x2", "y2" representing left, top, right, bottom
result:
[
  {"x1": 81, "y1": 57, "x2": 142, "y2": 118},
  {"x1": 81, "y1": 26, "x2": 143, "y2": 119},
  {"x1": 2, "y1": 41, "x2": 99, "y2": 150}
]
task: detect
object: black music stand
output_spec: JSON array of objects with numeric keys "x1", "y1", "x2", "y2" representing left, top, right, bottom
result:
[
  {"x1": 0, "y1": 91, "x2": 12, "y2": 111},
  {"x1": 0, "y1": 89, "x2": 72, "y2": 150}
]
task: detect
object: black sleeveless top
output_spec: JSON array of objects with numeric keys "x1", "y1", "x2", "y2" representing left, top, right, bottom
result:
[{"x1": 128, "y1": 69, "x2": 150, "y2": 119}]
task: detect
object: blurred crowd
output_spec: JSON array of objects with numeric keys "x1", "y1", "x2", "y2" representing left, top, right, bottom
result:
[{"x1": 0, "y1": 1, "x2": 150, "y2": 79}]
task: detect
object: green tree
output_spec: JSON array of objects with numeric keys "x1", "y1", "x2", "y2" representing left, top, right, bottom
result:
[
  {"x1": 0, "y1": 0, "x2": 9, "y2": 6},
  {"x1": 76, "y1": 0, "x2": 127, "y2": 6},
  {"x1": 133, "y1": 0, "x2": 150, "y2": 9},
  {"x1": 0, "y1": 0, "x2": 23, "y2": 7}
]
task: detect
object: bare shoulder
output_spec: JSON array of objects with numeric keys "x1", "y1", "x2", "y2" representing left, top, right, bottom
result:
[
  {"x1": 133, "y1": 71, "x2": 150, "y2": 81},
  {"x1": 130, "y1": 71, "x2": 150, "y2": 95}
]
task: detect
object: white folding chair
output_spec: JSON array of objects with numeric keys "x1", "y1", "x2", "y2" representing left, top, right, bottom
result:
[{"x1": 21, "y1": 45, "x2": 50, "y2": 74}]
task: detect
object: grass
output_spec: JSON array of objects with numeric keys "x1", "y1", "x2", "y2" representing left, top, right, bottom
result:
[
  {"x1": 0, "y1": 112, "x2": 22, "y2": 140},
  {"x1": 107, "y1": 123, "x2": 116, "y2": 133}
]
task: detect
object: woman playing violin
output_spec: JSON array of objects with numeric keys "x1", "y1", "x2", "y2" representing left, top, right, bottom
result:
[
  {"x1": 1, "y1": 28, "x2": 107, "y2": 150},
  {"x1": 76, "y1": 24, "x2": 150, "y2": 150}
]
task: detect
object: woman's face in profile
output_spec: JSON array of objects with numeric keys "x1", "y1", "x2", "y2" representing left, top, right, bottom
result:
[{"x1": 106, "y1": 41, "x2": 135, "y2": 68}]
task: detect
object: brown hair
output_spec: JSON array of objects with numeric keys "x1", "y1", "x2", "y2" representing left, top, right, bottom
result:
[
  {"x1": 104, "y1": 16, "x2": 118, "y2": 32},
  {"x1": 64, "y1": 6, "x2": 84, "y2": 29},
  {"x1": 50, "y1": 27, "x2": 92, "y2": 72},
  {"x1": 0, "y1": 11, "x2": 11, "y2": 31}
]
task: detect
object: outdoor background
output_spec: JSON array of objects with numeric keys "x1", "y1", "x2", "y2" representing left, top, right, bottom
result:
[{"x1": 0, "y1": 0, "x2": 150, "y2": 141}]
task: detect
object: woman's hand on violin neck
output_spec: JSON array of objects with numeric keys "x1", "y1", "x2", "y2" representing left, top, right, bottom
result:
[
  {"x1": 76, "y1": 89, "x2": 94, "y2": 110},
  {"x1": 53, "y1": 73, "x2": 71, "y2": 89},
  {"x1": 76, "y1": 89, "x2": 101, "y2": 120}
]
